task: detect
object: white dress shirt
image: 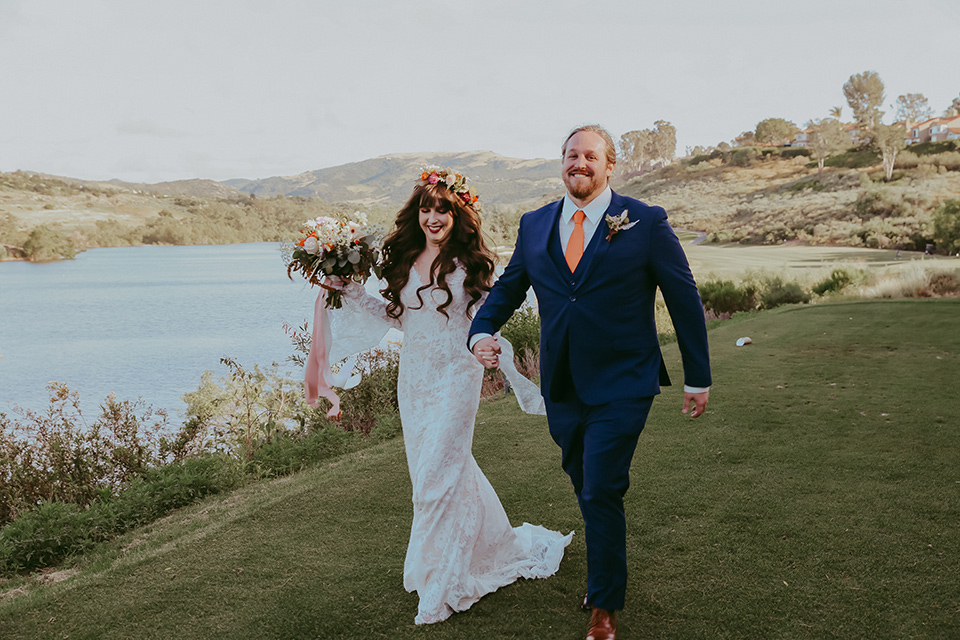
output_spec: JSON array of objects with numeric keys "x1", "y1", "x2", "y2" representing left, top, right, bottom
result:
[{"x1": 559, "y1": 187, "x2": 612, "y2": 255}]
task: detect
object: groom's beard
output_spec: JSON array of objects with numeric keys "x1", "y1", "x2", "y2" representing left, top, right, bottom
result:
[{"x1": 563, "y1": 170, "x2": 606, "y2": 201}]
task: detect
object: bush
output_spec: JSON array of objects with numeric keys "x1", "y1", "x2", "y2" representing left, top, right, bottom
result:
[
  {"x1": 853, "y1": 190, "x2": 906, "y2": 219},
  {"x1": 334, "y1": 348, "x2": 400, "y2": 435},
  {"x1": 0, "y1": 501, "x2": 94, "y2": 574},
  {"x1": 780, "y1": 147, "x2": 812, "y2": 159},
  {"x1": 698, "y1": 280, "x2": 757, "y2": 315},
  {"x1": 813, "y1": 269, "x2": 853, "y2": 296},
  {"x1": 758, "y1": 277, "x2": 811, "y2": 309},
  {"x1": 0, "y1": 386, "x2": 169, "y2": 527},
  {"x1": 932, "y1": 198, "x2": 960, "y2": 255},
  {"x1": 21, "y1": 225, "x2": 77, "y2": 261},
  {"x1": 500, "y1": 303, "x2": 541, "y2": 360},
  {"x1": 730, "y1": 148, "x2": 759, "y2": 167},
  {"x1": 0, "y1": 455, "x2": 245, "y2": 575},
  {"x1": 858, "y1": 263, "x2": 960, "y2": 298},
  {"x1": 907, "y1": 140, "x2": 960, "y2": 156},
  {"x1": 821, "y1": 150, "x2": 881, "y2": 169}
]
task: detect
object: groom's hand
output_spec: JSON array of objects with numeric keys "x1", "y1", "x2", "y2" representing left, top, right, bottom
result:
[
  {"x1": 472, "y1": 336, "x2": 501, "y2": 368},
  {"x1": 682, "y1": 391, "x2": 709, "y2": 418}
]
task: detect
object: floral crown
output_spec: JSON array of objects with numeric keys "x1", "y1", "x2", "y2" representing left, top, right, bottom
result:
[{"x1": 418, "y1": 165, "x2": 480, "y2": 209}]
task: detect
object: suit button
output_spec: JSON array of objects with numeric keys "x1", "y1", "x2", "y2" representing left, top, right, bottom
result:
[
  {"x1": 570, "y1": 280, "x2": 576, "y2": 286},
  {"x1": 570, "y1": 296, "x2": 576, "y2": 302}
]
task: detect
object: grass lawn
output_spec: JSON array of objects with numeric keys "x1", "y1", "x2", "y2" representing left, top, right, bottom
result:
[
  {"x1": 1, "y1": 299, "x2": 958, "y2": 639},
  {"x1": 684, "y1": 243, "x2": 958, "y2": 282}
]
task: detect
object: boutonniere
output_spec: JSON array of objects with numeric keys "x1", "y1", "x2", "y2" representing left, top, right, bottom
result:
[{"x1": 605, "y1": 210, "x2": 638, "y2": 241}]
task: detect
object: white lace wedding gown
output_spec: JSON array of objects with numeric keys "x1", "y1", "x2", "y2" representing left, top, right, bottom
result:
[{"x1": 335, "y1": 266, "x2": 572, "y2": 625}]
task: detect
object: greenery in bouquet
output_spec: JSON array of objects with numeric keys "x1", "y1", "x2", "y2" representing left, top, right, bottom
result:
[{"x1": 287, "y1": 212, "x2": 382, "y2": 308}]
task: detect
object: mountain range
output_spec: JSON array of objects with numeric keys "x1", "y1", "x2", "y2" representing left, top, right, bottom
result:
[{"x1": 222, "y1": 151, "x2": 562, "y2": 207}]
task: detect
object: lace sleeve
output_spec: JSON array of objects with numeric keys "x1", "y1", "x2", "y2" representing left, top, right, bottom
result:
[{"x1": 328, "y1": 280, "x2": 400, "y2": 364}]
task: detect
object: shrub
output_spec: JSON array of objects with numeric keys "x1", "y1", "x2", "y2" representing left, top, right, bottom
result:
[
  {"x1": 819, "y1": 149, "x2": 881, "y2": 169},
  {"x1": 698, "y1": 280, "x2": 757, "y2": 315},
  {"x1": 758, "y1": 277, "x2": 811, "y2": 309},
  {"x1": 907, "y1": 140, "x2": 960, "y2": 156},
  {"x1": 499, "y1": 303, "x2": 541, "y2": 360},
  {"x1": 0, "y1": 385, "x2": 169, "y2": 527},
  {"x1": 21, "y1": 225, "x2": 77, "y2": 261},
  {"x1": 932, "y1": 199, "x2": 960, "y2": 255},
  {"x1": 0, "y1": 455, "x2": 245, "y2": 575},
  {"x1": 853, "y1": 190, "x2": 906, "y2": 219},
  {"x1": 858, "y1": 263, "x2": 960, "y2": 298},
  {"x1": 180, "y1": 359, "x2": 308, "y2": 458},
  {"x1": 813, "y1": 269, "x2": 853, "y2": 296},
  {"x1": 730, "y1": 148, "x2": 759, "y2": 167},
  {"x1": 780, "y1": 147, "x2": 812, "y2": 159},
  {"x1": 0, "y1": 501, "x2": 93, "y2": 574},
  {"x1": 334, "y1": 348, "x2": 400, "y2": 435}
]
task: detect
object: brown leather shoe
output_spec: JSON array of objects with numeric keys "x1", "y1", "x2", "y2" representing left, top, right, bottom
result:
[{"x1": 586, "y1": 607, "x2": 617, "y2": 640}]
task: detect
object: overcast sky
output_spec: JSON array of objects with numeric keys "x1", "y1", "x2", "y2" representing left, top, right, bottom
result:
[{"x1": 1, "y1": 0, "x2": 958, "y2": 184}]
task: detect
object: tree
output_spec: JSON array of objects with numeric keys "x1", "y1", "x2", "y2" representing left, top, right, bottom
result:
[
  {"x1": 736, "y1": 131, "x2": 757, "y2": 147},
  {"x1": 618, "y1": 129, "x2": 652, "y2": 174},
  {"x1": 948, "y1": 94, "x2": 960, "y2": 117},
  {"x1": 932, "y1": 198, "x2": 960, "y2": 255},
  {"x1": 648, "y1": 120, "x2": 677, "y2": 165},
  {"x1": 806, "y1": 118, "x2": 848, "y2": 178},
  {"x1": 755, "y1": 118, "x2": 798, "y2": 146},
  {"x1": 894, "y1": 93, "x2": 933, "y2": 124},
  {"x1": 829, "y1": 106, "x2": 843, "y2": 119},
  {"x1": 843, "y1": 70, "x2": 885, "y2": 136},
  {"x1": 871, "y1": 123, "x2": 906, "y2": 182}
]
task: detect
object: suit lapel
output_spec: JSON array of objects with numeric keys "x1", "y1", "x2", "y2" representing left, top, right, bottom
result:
[
  {"x1": 571, "y1": 192, "x2": 620, "y2": 286},
  {"x1": 540, "y1": 201, "x2": 569, "y2": 280}
]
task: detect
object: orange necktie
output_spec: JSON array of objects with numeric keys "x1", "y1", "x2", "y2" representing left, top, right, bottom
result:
[{"x1": 565, "y1": 209, "x2": 586, "y2": 272}]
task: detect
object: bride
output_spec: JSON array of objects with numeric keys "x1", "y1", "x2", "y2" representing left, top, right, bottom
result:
[{"x1": 330, "y1": 167, "x2": 572, "y2": 624}]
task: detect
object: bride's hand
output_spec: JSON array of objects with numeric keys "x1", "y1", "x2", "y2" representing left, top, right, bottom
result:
[{"x1": 472, "y1": 336, "x2": 501, "y2": 368}]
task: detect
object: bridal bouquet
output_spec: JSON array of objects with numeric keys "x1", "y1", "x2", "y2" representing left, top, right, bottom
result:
[{"x1": 287, "y1": 212, "x2": 382, "y2": 309}]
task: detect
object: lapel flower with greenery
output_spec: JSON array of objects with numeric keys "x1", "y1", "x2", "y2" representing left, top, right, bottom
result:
[{"x1": 605, "y1": 209, "x2": 638, "y2": 241}]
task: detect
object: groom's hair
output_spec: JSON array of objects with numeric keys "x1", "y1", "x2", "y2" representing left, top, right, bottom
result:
[{"x1": 562, "y1": 125, "x2": 617, "y2": 167}]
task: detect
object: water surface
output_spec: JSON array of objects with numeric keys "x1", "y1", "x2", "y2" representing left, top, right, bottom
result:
[{"x1": 0, "y1": 244, "x2": 317, "y2": 419}]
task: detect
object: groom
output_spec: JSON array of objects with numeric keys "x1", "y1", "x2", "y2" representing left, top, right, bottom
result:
[{"x1": 469, "y1": 125, "x2": 711, "y2": 640}]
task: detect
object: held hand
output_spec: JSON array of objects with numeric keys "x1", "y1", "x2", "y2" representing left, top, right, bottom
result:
[
  {"x1": 472, "y1": 336, "x2": 501, "y2": 368},
  {"x1": 682, "y1": 390, "x2": 709, "y2": 419}
]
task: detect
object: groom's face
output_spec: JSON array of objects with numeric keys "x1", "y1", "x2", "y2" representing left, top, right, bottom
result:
[{"x1": 562, "y1": 131, "x2": 614, "y2": 204}]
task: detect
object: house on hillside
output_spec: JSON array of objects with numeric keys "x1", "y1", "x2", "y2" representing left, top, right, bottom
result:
[
  {"x1": 792, "y1": 128, "x2": 810, "y2": 147},
  {"x1": 787, "y1": 123, "x2": 861, "y2": 148},
  {"x1": 906, "y1": 115, "x2": 960, "y2": 144}
]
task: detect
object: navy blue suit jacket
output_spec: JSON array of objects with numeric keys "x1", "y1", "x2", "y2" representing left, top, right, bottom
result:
[{"x1": 470, "y1": 190, "x2": 711, "y2": 405}]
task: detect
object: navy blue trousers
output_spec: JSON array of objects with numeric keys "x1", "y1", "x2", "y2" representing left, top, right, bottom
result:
[{"x1": 545, "y1": 391, "x2": 653, "y2": 611}]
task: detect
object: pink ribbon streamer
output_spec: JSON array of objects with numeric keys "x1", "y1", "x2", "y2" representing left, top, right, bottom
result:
[{"x1": 304, "y1": 287, "x2": 342, "y2": 419}]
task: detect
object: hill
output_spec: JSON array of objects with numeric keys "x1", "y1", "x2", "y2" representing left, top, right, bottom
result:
[
  {"x1": 619, "y1": 147, "x2": 960, "y2": 251},
  {"x1": 223, "y1": 151, "x2": 563, "y2": 207},
  {"x1": 1, "y1": 300, "x2": 957, "y2": 638}
]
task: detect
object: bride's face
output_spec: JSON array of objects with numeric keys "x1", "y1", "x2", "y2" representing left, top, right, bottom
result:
[{"x1": 419, "y1": 204, "x2": 454, "y2": 247}]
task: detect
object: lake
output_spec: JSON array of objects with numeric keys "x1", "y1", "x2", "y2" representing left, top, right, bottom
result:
[{"x1": 0, "y1": 244, "x2": 321, "y2": 419}]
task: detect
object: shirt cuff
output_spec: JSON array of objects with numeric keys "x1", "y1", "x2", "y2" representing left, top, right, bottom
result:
[
  {"x1": 684, "y1": 385, "x2": 710, "y2": 394},
  {"x1": 468, "y1": 333, "x2": 492, "y2": 350}
]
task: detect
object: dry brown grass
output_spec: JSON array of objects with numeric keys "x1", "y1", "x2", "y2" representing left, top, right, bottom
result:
[{"x1": 618, "y1": 156, "x2": 960, "y2": 251}]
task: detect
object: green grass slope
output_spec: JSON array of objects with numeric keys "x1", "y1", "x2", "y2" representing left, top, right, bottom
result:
[{"x1": 1, "y1": 300, "x2": 958, "y2": 639}]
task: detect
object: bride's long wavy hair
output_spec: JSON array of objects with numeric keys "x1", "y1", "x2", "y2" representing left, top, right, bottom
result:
[{"x1": 380, "y1": 183, "x2": 495, "y2": 320}]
